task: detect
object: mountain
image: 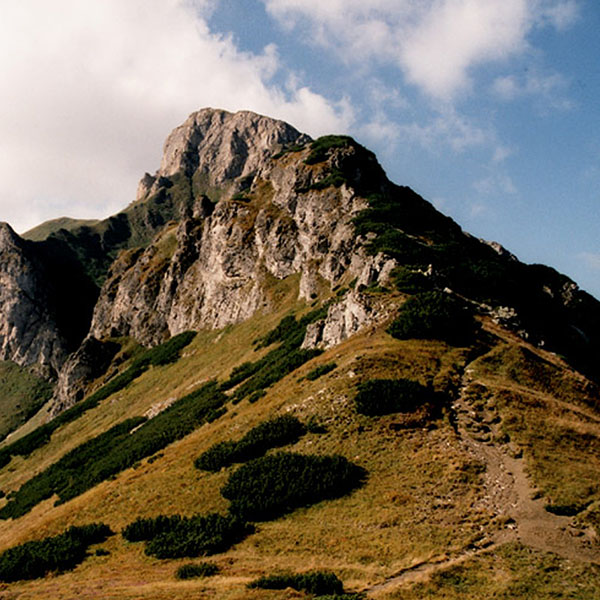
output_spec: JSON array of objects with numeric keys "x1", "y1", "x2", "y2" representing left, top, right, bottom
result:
[{"x1": 0, "y1": 108, "x2": 598, "y2": 599}]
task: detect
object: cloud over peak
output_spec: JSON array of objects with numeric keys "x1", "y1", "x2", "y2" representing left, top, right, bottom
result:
[
  {"x1": 263, "y1": 0, "x2": 579, "y2": 101},
  {"x1": 0, "y1": 0, "x2": 349, "y2": 232}
]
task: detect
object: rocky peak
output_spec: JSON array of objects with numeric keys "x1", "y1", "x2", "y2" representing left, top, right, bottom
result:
[{"x1": 136, "y1": 108, "x2": 311, "y2": 201}]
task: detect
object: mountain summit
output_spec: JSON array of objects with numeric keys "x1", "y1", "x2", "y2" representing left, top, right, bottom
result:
[{"x1": 0, "y1": 109, "x2": 598, "y2": 598}]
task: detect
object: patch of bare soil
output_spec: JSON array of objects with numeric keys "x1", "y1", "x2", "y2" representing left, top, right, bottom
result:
[
  {"x1": 364, "y1": 361, "x2": 599, "y2": 596},
  {"x1": 454, "y1": 368, "x2": 599, "y2": 563}
]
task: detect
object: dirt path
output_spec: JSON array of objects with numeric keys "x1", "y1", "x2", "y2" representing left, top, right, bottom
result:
[
  {"x1": 364, "y1": 363, "x2": 599, "y2": 596},
  {"x1": 365, "y1": 541, "x2": 503, "y2": 594},
  {"x1": 453, "y1": 368, "x2": 599, "y2": 562}
]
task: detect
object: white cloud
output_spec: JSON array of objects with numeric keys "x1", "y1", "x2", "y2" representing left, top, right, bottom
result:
[
  {"x1": 0, "y1": 0, "x2": 349, "y2": 233},
  {"x1": 399, "y1": 0, "x2": 530, "y2": 100},
  {"x1": 538, "y1": 0, "x2": 579, "y2": 30},
  {"x1": 397, "y1": 108, "x2": 491, "y2": 152},
  {"x1": 492, "y1": 145, "x2": 513, "y2": 163},
  {"x1": 469, "y1": 201, "x2": 491, "y2": 217},
  {"x1": 263, "y1": 0, "x2": 579, "y2": 101},
  {"x1": 474, "y1": 172, "x2": 517, "y2": 196},
  {"x1": 492, "y1": 75, "x2": 520, "y2": 99},
  {"x1": 492, "y1": 69, "x2": 572, "y2": 110}
]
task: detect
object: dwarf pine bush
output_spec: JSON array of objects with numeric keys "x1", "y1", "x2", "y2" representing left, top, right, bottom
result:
[
  {"x1": 0, "y1": 523, "x2": 112, "y2": 582},
  {"x1": 248, "y1": 570, "x2": 344, "y2": 595},
  {"x1": 221, "y1": 452, "x2": 366, "y2": 521},
  {"x1": 354, "y1": 379, "x2": 429, "y2": 416},
  {"x1": 388, "y1": 292, "x2": 476, "y2": 345},
  {"x1": 195, "y1": 415, "x2": 306, "y2": 472},
  {"x1": 136, "y1": 514, "x2": 252, "y2": 559},
  {"x1": 176, "y1": 562, "x2": 219, "y2": 579}
]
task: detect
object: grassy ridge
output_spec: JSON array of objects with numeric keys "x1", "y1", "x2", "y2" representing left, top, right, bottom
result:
[
  {"x1": 0, "y1": 362, "x2": 53, "y2": 443},
  {"x1": 0, "y1": 380, "x2": 225, "y2": 519},
  {"x1": 0, "y1": 332, "x2": 196, "y2": 470},
  {"x1": 353, "y1": 185, "x2": 600, "y2": 379}
]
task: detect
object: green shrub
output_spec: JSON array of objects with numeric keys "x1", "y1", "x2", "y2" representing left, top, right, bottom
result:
[
  {"x1": 247, "y1": 390, "x2": 266, "y2": 403},
  {"x1": 122, "y1": 515, "x2": 183, "y2": 542},
  {"x1": 305, "y1": 363, "x2": 337, "y2": 381},
  {"x1": 352, "y1": 189, "x2": 460, "y2": 254},
  {"x1": 391, "y1": 267, "x2": 432, "y2": 294},
  {"x1": 354, "y1": 379, "x2": 429, "y2": 416},
  {"x1": 306, "y1": 416, "x2": 327, "y2": 434},
  {"x1": 0, "y1": 332, "x2": 196, "y2": 470},
  {"x1": 235, "y1": 415, "x2": 305, "y2": 457},
  {"x1": 142, "y1": 514, "x2": 252, "y2": 559},
  {"x1": 221, "y1": 307, "x2": 328, "y2": 402},
  {"x1": 232, "y1": 348, "x2": 322, "y2": 402},
  {"x1": 387, "y1": 291, "x2": 477, "y2": 345},
  {"x1": 248, "y1": 570, "x2": 344, "y2": 595},
  {"x1": 253, "y1": 309, "x2": 327, "y2": 350},
  {"x1": 195, "y1": 415, "x2": 306, "y2": 472},
  {"x1": 176, "y1": 562, "x2": 219, "y2": 579},
  {"x1": 194, "y1": 441, "x2": 239, "y2": 472},
  {"x1": 0, "y1": 382, "x2": 226, "y2": 519},
  {"x1": 544, "y1": 503, "x2": 587, "y2": 517},
  {"x1": 305, "y1": 136, "x2": 354, "y2": 165},
  {"x1": 0, "y1": 523, "x2": 112, "y2": 582},
  {"x1": 221, "y1": 452, "x2": 366, "y2": 521},
  {"x1": 137, "y1": 331, "x2": 196, "y2": 367},
  {"x1": 297, "y1": 169, "x2": 348, "y2": 193}
]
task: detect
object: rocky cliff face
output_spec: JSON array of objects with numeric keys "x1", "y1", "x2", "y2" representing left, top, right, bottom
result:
[
  {"x1": 135, "y1": 108, "x2": 311, "y2": 202},
  {"x1": 0, "y1": 224, "x2": 69, "y2": 377},
  {"x1": 90, "y1": 133, "x2": 395, "y2": 345},
  {"x1": 3, "y1": 107, "x2": 599, "y2": 415}
]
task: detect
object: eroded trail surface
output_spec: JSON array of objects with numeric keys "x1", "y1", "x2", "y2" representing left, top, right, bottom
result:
[
  {"x1": 365, "y1": 361, "x2": 599, "y2": 596},
  {"x1": 455, "y1": 367, "x2": 599, "y2": 563}
]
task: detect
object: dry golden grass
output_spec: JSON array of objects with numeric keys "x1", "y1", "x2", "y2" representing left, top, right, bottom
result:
[
  {"x1": 0, "y1": 300, "x2": 598, "y2": 598},
  {"x1": 467, "y1": 341, "x2": 600, "y2": 512},
  {"x1": 372, "y1": 542, "x2": 600, "y2": 600}
]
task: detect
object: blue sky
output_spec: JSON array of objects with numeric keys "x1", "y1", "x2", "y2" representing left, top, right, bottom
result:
[{"x1": 0, "y1": 1, "x2": 598, "y2": 299}]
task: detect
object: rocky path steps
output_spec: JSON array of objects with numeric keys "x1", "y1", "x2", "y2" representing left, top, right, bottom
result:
[
  {"x1": 364, "y1": 361, "x2": 599, "y2": 597},
  {"x1": 454, "y1": 368, "x2": 598, "y2": 563}
]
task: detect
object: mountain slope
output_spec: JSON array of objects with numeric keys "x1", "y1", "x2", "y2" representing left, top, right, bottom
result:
[{"x1": 0, "y1": 108, "x2": 598, "y2": 599}]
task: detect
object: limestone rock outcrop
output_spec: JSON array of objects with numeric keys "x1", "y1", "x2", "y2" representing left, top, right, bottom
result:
[
  {"x1": 136, "y1": 108, "x2": 311, "y2": 202},
  {"x1": 0, "y1": 223, "x2": 69, "y2": 377},
  {"x1": 90, "y1": 144, "x2": 383, "y2": 343},
  {"x1": 2, "y1": 107, "x2": 598, "y2": 416},
  {"x1": 50, "y1": 337, "x2": 120, "y2": 415}
]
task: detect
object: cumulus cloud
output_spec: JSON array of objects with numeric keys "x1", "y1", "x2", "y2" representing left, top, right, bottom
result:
[
  {"x1": 492, "y1": 69, "x2": 572, "y2": 110},
  {"x1": 399, "y1": 0, "x2": 530, "y2": 99},
  {"x1": 0, "y1": 0, "x2": 349, "y2": 232},
  {"x1": 263, "y1": 0, "x2": 578, "y2": 101},
  {"x1": 473, "y1": 172, "x2": 517, "y2": 196},
  {"x1": 396, "y1": 108, "x2": 491, "y2": 152}
]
